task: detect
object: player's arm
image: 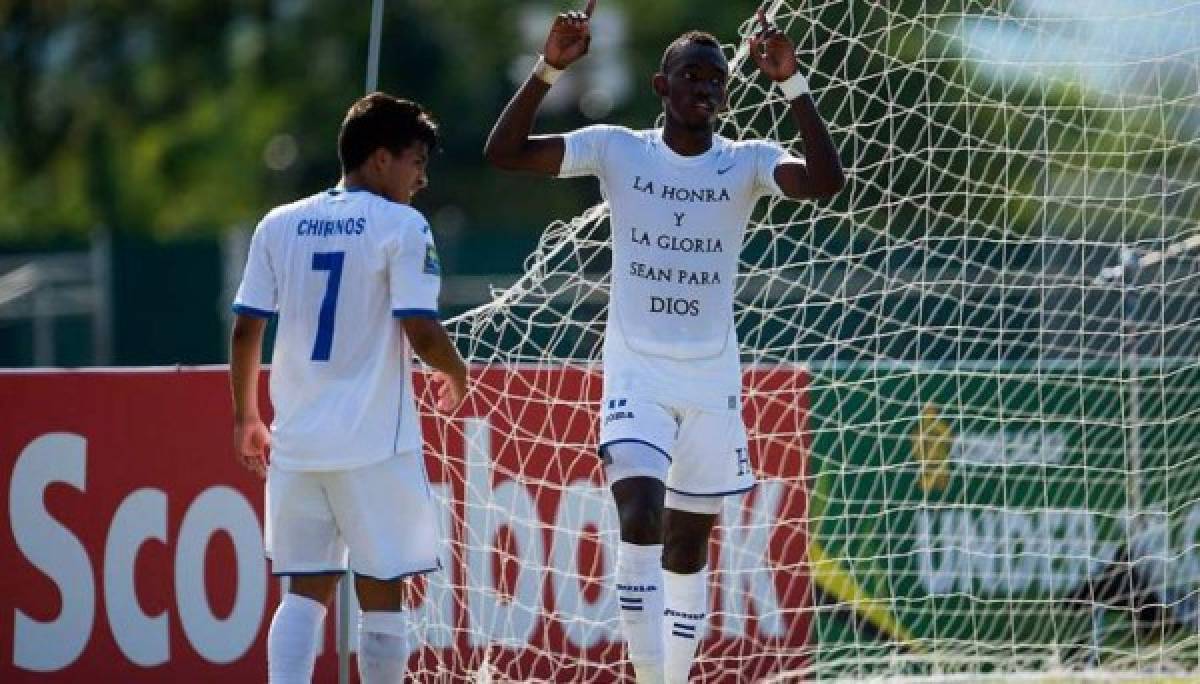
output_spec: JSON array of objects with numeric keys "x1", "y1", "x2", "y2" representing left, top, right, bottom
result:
[
  {"x1": 750, "y1": 9, "x2": 845, "y2": 200},
  {"x1": 483, "y1": 0, "x2": 596, "y2": 175},
  {"x1": 389, "y1": 218, "x2": 468, "y2": 413},
  {"x1": 229, "y1": 314, "x2": 271, "y2": 477},
  {"x1": 401, "y1": 317, "x2": 468, "y2": 413}
]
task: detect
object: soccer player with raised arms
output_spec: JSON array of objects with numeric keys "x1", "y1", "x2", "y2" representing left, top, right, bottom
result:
[
  {"x1": 485, "y1": 2, "x2": 843, "y2": 682},
  {"x1": 230, "y1": 93, "x2": 468, "y2": 683}
]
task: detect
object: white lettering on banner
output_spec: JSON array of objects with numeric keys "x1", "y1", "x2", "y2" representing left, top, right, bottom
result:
[
  {"x1": 428, "y1": 416, "x2": 784, "y2": 649},
  {"x1": 464, "y1": 418, "x2": 543, "y2": 649},
  {"x1": 918, "y1": 511, "x2": 950, "y2": 595},
  {"x1": 992, "y1": 509, "x2": 1039, "y2": 593},
  {"x1": 11, "y1": 433, "x2": 95, "y2": 672},
  {"x1": 104, "y1": 489, "x2": 169, "y2": 666},
  {"x1": 11, "y1": 416, "x2": 795, "y2": 672},
  {"x1": 972, "y1": 510, "x2": 999, "y2": 594},
  {"x1": 952, "y1": 431, "x2": 1066, "y2": 466},
  {"x1": 175, "y1": 487, "x2": 266, "y2": 664},
  {"x1": 549, "y1": 483, "x2": 618, "y2": 649},
  {"x1": 720, "y1": 481, "x2": 787, "y2": 639},
  {"x1": 917, "y1": 509, "x2": 1111, "y2": 596},
  {"x1": 423, "y1": 481, "x2": 458, "y2": 650},
  {"x1": 8, "y1": 433, "x2": 266, "y2": 672}
]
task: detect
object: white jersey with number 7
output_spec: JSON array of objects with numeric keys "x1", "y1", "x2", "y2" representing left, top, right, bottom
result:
[{"x1": 233, "y1": 187, "x2": 441, "y2": 471}]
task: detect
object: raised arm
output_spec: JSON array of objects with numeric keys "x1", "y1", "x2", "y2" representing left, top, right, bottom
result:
[
  {"x1": 483, "y1": 0, "x2": 597, "y2": 175},
  {"x1": 750, "y1": 9, "x2": 845, "y2": 200}
]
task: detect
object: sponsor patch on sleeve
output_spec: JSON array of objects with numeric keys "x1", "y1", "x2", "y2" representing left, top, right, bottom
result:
[{"x1": 422, "y1": 242, "x2": 441, "y2": 275}]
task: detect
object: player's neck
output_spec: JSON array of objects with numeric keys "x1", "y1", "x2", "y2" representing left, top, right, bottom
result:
[
  {"x1": 661, "y1": 122, "x2": 714, "y2": 158},
  {"x1": 338, "y1": 173, "x2": 397, "y2": 203}
]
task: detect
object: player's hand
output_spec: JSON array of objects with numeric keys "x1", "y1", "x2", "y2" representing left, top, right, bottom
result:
[
  {"x1": 543, "y1": 0, "x2": 597, "y2": 69},
  {"x1": 234, "y1": 418, "x2": 271, "y2": 478},
  {"x1": 749, "y1": 7, "x2": 798, "y2": 82},
  {"x1": 432, "y1": 368, "x2": 467, "y2": 413}
]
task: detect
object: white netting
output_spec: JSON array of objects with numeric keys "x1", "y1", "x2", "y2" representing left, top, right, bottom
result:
[{"x1": 412, "y1": 1, "x2": 1200, "y2": 681}]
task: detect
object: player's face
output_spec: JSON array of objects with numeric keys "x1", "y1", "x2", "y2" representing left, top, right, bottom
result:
[
  {"x1": 382, "y1": 141, "x2": 430, "y2": 204},
  {"x1": 659, "y1": 43, "x2": 728, "y2": 130}
]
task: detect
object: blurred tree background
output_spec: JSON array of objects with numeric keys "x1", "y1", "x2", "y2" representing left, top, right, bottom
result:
[
  {"x1": 0, "y1": 0, "x2": 761, "y2": 246},
  {"x1": 0, "y1": 0, "x2": 782, "y2": 365},
  {"x1": 0, "y1": 0, "x2": 1196, "y2": 365}
]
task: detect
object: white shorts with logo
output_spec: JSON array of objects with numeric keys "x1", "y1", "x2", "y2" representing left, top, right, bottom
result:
[
  {"x1": 598, "y1": 393, "x2": 755, "y2": 498},
  {"x1": 264, "y1": 450, "x2": 441, "y2": 580}
]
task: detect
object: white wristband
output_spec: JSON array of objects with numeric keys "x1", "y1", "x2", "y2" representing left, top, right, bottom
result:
[
  {"x1": 532, "y1": 55, "x2": 564, "y2": 85},
  {"x1": 778, "y1": 72, "x2": 811, "y2": 100}
]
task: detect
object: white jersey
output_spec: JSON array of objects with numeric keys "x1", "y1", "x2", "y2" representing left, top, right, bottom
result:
[
  {"x1": 559, "y1": 125, "x2": 797, "y2": 408},
  {"x1": 233, "y1": 187, "x2": 441, "y2": 471}
]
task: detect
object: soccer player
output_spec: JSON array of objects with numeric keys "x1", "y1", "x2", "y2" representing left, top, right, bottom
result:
[
  {"x1": 484, "y1": 3, "x2": 843, "y2": 682},
  {"x1": 229, "y1": 93, "x2": 468, "y2": 684}
]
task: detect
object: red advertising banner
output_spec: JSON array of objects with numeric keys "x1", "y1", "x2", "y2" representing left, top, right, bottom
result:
[{"x1": 1, "y1": 366, "x2": 809, "y2": 682}]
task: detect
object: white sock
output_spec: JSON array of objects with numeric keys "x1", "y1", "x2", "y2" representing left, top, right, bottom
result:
[
  {"x1": 632, "y1": 662, "x2": 666, "y2": 684},
  {"x1": 357, "y1": 610, "x2": 411, "y2": 684},
  {"x1": 662, "y1": 569, "x2": 707, "y2": 684},
  {"x1": 617, "y1": 541, "x2": 665, "y2": 676},
  {"x1": 268, "y1": 593, "x2": 326, "y2": 684}
]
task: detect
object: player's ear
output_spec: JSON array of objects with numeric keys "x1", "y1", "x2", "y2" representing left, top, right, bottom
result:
[
  {"x1": 361, "y1": 148, "x2": 379, "y2": 176},
  {"x1": 368, "y1": 146, "x2": 392, "y2": 170},
  {"x1": 652, "y1": 72, "x2": 668, "y2": 98}
]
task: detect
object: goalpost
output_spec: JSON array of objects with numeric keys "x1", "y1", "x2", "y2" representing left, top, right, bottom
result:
[{"x1": 395, "y1": 1, "x2": 1200, "y2": 681}]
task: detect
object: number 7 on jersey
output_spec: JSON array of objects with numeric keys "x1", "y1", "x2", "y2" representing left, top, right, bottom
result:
[{"x1": 310, "y1": 251, "x2": 345, "y2": 361}]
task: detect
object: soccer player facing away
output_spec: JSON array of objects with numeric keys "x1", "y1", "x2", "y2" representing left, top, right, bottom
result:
[
  {"x1": 229, "y1": 93, "x2": 468, "y2": 684},
  {"x1": 485, "y1": 3, "x2": 843, "y2": 682}
]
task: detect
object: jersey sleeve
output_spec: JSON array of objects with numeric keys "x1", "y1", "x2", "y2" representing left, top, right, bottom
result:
[
  {"x1": 232, "y1": 219, "x2": 278, "y2": 318},
  {"x1": 753, "y1": 140, "x2": 804, "y2": 198},
  {"x1": 558, "y1": 124, "x2": 621, "y2": 178},
  {"x1": 388, "y1": 214, "x2": 441, "y2": 319}
]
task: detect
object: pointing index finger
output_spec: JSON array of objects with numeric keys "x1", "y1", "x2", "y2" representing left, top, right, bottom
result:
[
  {"x1": 756, "y1": 7, "x2": 769, "y2": 30},
  {"x1": 585, "y1": 0, "x2": 597, "y2": 18}
]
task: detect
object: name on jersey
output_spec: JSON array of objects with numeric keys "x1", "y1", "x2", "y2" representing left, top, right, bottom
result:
[
  {"x1": 296, "y1": 217, "x2": 366, "y2": 237},
  {"x1": 633, "y1": 176, "x2": 730, "y2": 203}
]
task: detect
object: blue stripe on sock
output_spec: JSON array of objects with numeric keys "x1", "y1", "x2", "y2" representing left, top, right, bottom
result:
[
  {"x1": 671, "y1": 630, "x2": 695, "y2": 639},
  {"x1": 620, "y1": 606, "x2": 644, "y2": 611},
  {"x1": 673, "y1": 623, "x2": 695, "y2": 632}
]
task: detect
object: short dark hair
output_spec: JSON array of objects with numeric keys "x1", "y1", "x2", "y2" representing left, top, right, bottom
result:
[
  {"x1": 660, "y1": 30, "x2": 722, "y2": 73},
  {"x1": 338, "y1": 93, "x2": 439, "y2": 174}
]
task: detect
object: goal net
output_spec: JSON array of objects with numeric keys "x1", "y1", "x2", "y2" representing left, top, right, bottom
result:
[{"x1": 408, "y1": 1, "x2": 1200, "y2": 681}]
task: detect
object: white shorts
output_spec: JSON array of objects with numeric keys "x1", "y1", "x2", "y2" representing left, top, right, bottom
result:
[
  {"x1": 598, "y1": 394, "x2": 755, "y2": 498},
  {"x1": 264, "y1": 451, "x2": 441, "y2": 580}
]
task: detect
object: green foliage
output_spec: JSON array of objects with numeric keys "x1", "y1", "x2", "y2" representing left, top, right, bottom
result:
[{"x1": 0, "y1": 0, "x2": 1195, "y2": 245}]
